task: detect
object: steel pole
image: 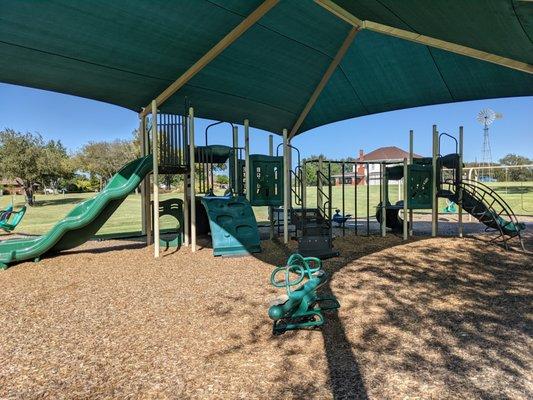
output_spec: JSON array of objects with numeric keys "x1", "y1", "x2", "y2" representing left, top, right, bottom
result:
[{"x1": 151, "y1": 101, "x2": 160, "y2": 257}]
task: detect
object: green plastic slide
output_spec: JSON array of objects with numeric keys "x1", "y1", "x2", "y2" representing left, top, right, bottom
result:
[{"x1": 0, "y1": 155, "x2": 153, "y2": 269}]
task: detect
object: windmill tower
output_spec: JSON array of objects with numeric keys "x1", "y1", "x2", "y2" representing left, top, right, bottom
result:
[{"x1": 476, "y1": 108, "x2": 502, "y2": 181}]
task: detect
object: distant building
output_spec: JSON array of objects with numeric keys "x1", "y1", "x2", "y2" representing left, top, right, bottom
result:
[
  {"x1": 332, "y1": 147, "x2": 422, "y2": 185},
  {"x1": 0, "y1": 178, "x2": 25, "y2": 195}
]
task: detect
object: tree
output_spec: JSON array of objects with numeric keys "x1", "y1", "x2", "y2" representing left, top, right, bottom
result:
[
  {"x1": 75, "y1": 139, "x2": 136, "y2": 190},
  {"x1": 301, "y1": 155, "x2": 354, "y2": 186},
  {"x1": 498, "y1": 154, "x2": 532, "y2": 182},
  {"x1": 216, "y1": 175, "x2": 229, "y2": 185},
  {"x1": 0, "y1": 129, "x2": 43, "y2": 205},
  {"x1": 131, "y1": 128, "x2": 142, "y2": 158},
  {"x1": 38, "y1": 140, "x2": 73, "y2": 192}
]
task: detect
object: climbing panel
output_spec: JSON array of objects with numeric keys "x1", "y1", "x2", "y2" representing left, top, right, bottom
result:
[{"x1": 200, "y1": 195, "x2": 261, "y2": 256}]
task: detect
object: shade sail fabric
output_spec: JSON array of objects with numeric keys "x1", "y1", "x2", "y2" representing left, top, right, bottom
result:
[{"x1": 0, "y1": 0, "x2": 532, "y2": 135}]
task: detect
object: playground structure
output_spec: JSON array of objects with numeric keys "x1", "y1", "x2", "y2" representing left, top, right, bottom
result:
[
  {"x1": 266, "y1": 125, "x2": 526, "y2": 255},
  {"x1": 268, "y1": 253, "x2": 340, "y2": 334},
  {"x1": 0, "y1": 113, "x2": 526, "y2": 269},
  {"x1": 0, "y1": 0, "x2": 529, "y2": 266}
]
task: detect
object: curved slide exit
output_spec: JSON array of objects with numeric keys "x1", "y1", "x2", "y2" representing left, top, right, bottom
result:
[{"x1": 0, "y1": 155, "x2": 153, "y2": 269}]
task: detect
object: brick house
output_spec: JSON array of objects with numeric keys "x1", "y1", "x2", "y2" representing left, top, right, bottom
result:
[{"x1": 332, "y1": 147, "x2": 422, "y2": 185}]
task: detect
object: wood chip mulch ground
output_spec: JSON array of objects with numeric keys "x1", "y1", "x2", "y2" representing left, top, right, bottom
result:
[{"x1": 0, "y1": 233, "x2": 531, "y2": 399}]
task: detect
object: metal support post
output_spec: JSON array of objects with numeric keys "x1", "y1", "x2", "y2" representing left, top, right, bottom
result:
[
  {"x1": 283, "y1": 129, "x2": 289, "y2": 244},
  {"x1": 140, "y1": 116, "x2": 147, "y2": 236},
  {"x1": 380, "y1": 162, "x2": 386, "y2": 237},
  {"x1": 232, "y1": 126, "x2": 239, "y2": 194},
  {"x1": 189, "y1": 107, "x2": 196, "y2": 252},
  {"x1": 431, "y1": 124, "x2": 438, "y2": 237},
  {"x1": 183, "y1": 116, "x2": 190, "y2": 246},
  {"x1": 403, "y1": 158, "x2": 408, "y2": 240},
  {"x1": 366, "y1": 162, "x2": 370, "y2": 236},
  {"x1": 244, "y1": 119, "x2": 250, "y2": 200},
  {"x1": 269, "y1": 134, "x2": 274, "y2": 240},
  {"x1": 458, "y1": 126, "x2": 464, "y2": 238},
  {"x1": 354, "y1": 162, "x2": 358, "y2": 235},
  {"x1": 151, "y1": 101, "x2": 160, "y2": 257},
  {"x1": 408, "y1": 129, "x2": 414, "y2": 236}
]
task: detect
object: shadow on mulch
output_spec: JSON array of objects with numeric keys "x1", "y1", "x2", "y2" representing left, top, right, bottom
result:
[
  {"x1": 253, "y1": 232, "x2": 531, "y2": 399},
  {"x1": 61, "y1": 241, "x2": 146, "y2": 255}
]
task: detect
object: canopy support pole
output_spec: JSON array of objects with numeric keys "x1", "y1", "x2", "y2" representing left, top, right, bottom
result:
[
  {"x1": 139, "y1": 0, "x2": 279, "y2": 117},
  {"x1": 189, "y1": 107, "x2": 196, "y2": 252},
  {"x1": 289, "y1": 26, "x2": 359, "y2": 139},
  {"x1": 151, "y1": 101, "x2": 160, "y2": 257},
  {"x1": 458, "y1": 126, "x2": 464, "y2": 238},
  {"x1": 314, "y1": 0, "x2": 533, "y2": 74},
  {"x1": 380, "y1": 162, "x2": 386, "y2": 237},
  {"x1": 408, "y1": 130, "x2": 414, "y2": 236},
  {"x1": 233, "y1": 126, "x2": 239, "y2": 194},
  {"x1": 183, "y1": 115, "x2": 190, "y2": 246},
  {"x1": 283, "y1": 129, "x2": 289, "y2": 244},
  {"x1": 140, "y1": 115, "x2": 152, "y2": 243},
  {"x1": 268, "y1": 134, "x2": 274, "y2": 240},
  {"x1": 431, "y1": 125, "x2": 438, "y2": 237},
  {"x1": 403, "y1": 158, "x2": 408, "y2": 240},
  {"x1": 244, "y1": 119, "x2": 250, "y2": 201}
]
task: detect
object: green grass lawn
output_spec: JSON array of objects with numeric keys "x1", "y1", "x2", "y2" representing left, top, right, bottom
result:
[
  {"x1": 1, "y1": 181, "x2": 531, "y2": 236},
  {"x1": 305, "y1": 181, "x2": 533, "y2": 218}
]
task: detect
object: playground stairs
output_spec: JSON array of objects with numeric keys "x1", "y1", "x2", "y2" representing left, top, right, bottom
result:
[
  {"x1": 292, "y1": 208, "x2": 338, "y2": 259},
  {"x1": 439, "y1": 178, "x2": 525, "y2": 250}
]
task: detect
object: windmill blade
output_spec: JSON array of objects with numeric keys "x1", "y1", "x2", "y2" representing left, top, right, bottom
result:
[{"x1": 477, "y1": 108, "x2": 496, "y2": 125}]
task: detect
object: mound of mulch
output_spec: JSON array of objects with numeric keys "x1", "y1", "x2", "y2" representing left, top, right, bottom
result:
[{"x1": 0, "y1": 233, "x2": 531, "y2": 399}]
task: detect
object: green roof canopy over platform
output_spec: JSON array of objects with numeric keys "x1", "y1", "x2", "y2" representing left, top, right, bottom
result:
[{"x1": 1, "y1": 0, "x2": 532, "y2": 136}]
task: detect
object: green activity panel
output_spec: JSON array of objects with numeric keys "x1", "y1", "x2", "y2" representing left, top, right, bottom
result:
[
  {"x1": 406, "y1": 164, "x2": 433, "y2": 209},
  {"x1": 385, "y1": 163, "x2": 432, "y2": 210},
  {"x1": 248, "y1": 154, "x2": 284, "y2": 206},
  {"x1": 155, "y1": 198, "x2": 184, "y2": 250}
]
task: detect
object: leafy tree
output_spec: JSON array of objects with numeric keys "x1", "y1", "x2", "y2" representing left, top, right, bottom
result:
[
  {"x1": 301, "y1": 155, "x2": 354, "y2": 186},
  {"x1": 216, "y1": 175, "x2": 229, "y2": 185},
  {"x1": 0, "y1": 130, "x2": 74, "y2": 203},
  {"x1": 38, "y1": 140, "x2": 73, "y2": 192},
  {"x1": 75, "y1": 139, "x2": 136, "y2": 190},
  {"x1": 131, "y1": 128, "x2": 142, "y2": 158},
  {"x1": 498, "y1": 154, "x2": 532, "y2": 182},
  {"x1": 0, "y1": 129, "x2": 41, "y2": 204}
]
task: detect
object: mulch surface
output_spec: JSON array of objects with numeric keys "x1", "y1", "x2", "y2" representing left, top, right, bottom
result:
[{"x1": 0, "y1": 233, "x2": 531, "y2": 399}]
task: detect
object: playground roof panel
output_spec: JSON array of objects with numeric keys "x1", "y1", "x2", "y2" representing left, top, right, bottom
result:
[{"x1": 0, "y1": 0, "x2": 532, "y2": 136}]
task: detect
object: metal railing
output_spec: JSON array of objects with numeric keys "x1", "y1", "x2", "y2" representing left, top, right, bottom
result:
[{"x1": 441, "y1": 177, "x2": 525, "y2": 250}]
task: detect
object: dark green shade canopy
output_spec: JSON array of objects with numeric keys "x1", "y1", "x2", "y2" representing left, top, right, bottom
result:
[{"x1": 1, "y1": 0, "x2": 532, "y2": 135}]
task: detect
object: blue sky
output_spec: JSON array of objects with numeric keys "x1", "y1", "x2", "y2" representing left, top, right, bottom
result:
[{"x1": 0, "y1": 82, "x2": 531, "y2": 163}]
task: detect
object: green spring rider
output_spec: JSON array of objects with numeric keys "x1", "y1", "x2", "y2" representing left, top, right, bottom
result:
[{"x1": 268, "y1": 253, "x2": 340, "y2": 334}]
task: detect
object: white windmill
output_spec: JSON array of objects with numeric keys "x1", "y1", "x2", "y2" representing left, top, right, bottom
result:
[{"x1": 476, "y1": 108, "x2": 502, "y2": 181}]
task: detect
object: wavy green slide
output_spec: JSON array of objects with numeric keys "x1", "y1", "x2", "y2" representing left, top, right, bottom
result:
[{"x1": 0, "y1": 155, "x2": 153, "y2": 269}]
